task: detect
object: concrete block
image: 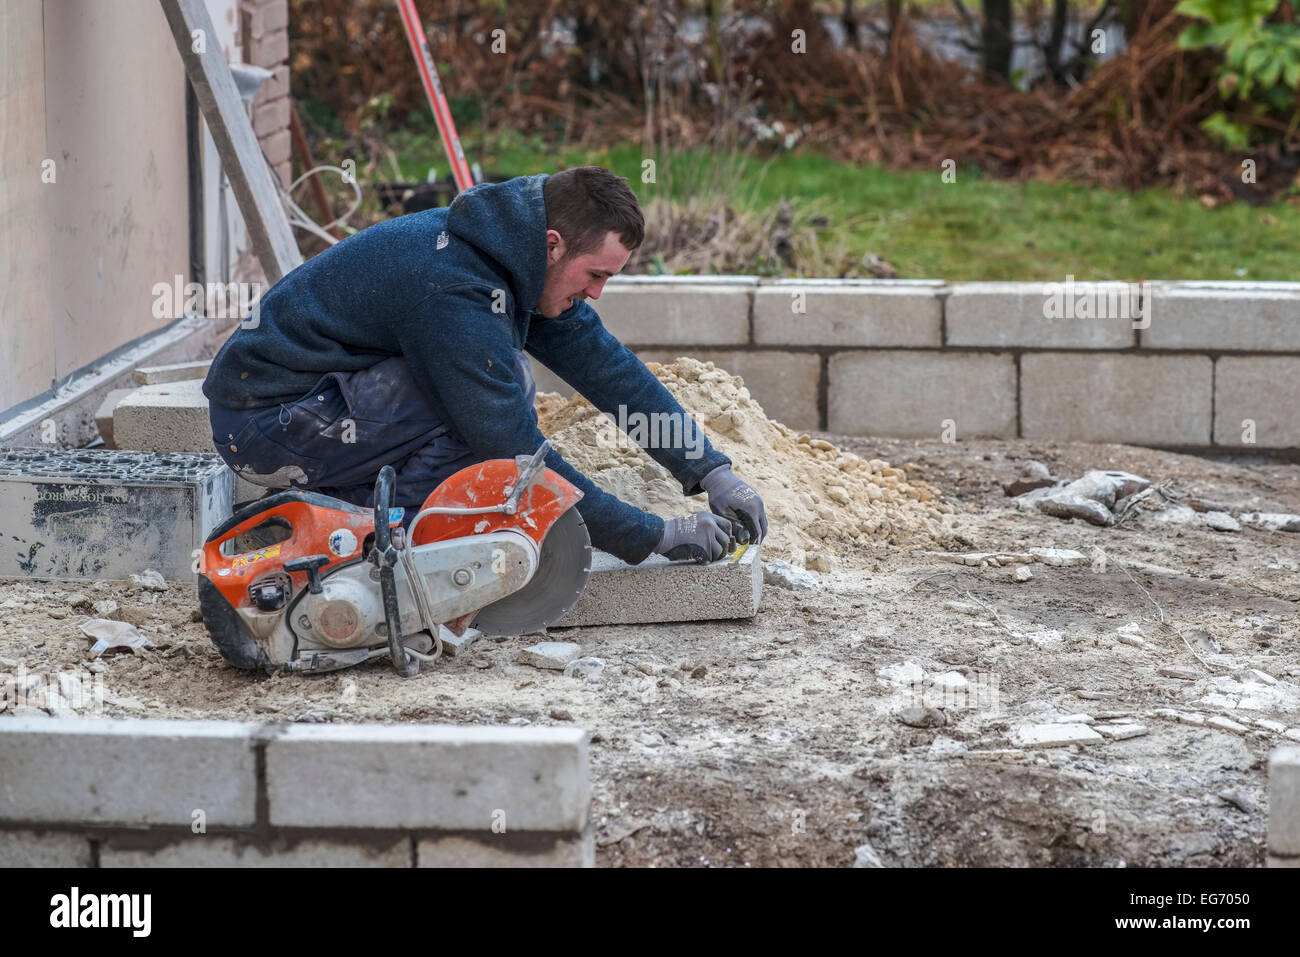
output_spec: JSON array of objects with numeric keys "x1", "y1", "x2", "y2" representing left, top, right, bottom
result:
[
  {"x1": 555, "y1": 542, "x2": 762, "y2": 627},
  {"x1": 265, "y1": 724, "x2": 589, "y2": 831},
  {"x1": 0, "y1": 717, "x2": 259, "y2": 827},
  {"x1": 753, "y1": 280, "x2": 943, "y2": 347},
  {"x1": 1009, "y1": 723, "x2": 1104, "y2": 748},
  {"x1": 416, "y1": 832, "x2": 593, "y2": 867},
  {"x1": 93, "y1": 388, "x2": 135, "y2": 448},
  {"x1": 0, "y1": 449, "x2": 232, "y2": 582},
  {"x1": 101, "y1": 836, "x2": 409, "y2": 868},
  {"x1": 592, "y1": 278, "x2": 753, "y2": 346},
  {"x1": 133, "y1": 360, "x2": 212, "y2": 385},
  {"x1": 946, "y1": 282, "x2": 1137, "y2": 349},
  {"x1": 1213, "y1": 357, "x2": 1300, "y2": 447},
  {"x1": 113, "y1": 379, "x2": 212, "y2": 453},
  {"x1": 532, "y1": 350, "x2": 822, "y2": 430},
  {"x1": 518, "y1": 642, "x2": 583, "y2": 669},
  {"x1": 1021, "y1": 353, "x2": 1212, "y2": 445},
  {"x1": 827, "y1": 351, "x2": 1016, "y2": 438},
  {"x1": 1268, "y1": 745, "x2": 1300, "y2": 857},
  {"x1": 1145, "y1": 282, "x2": 1300, "y2": 350},
  {"x1": 437, "y1": 626, "x2": 480, "y2": 657},
  {"x1": 636, "y1": 350, "x2": 822, "y2": 430},
  {"x1": 0, "y1": 830, "x2": 93, "y2": 867}
]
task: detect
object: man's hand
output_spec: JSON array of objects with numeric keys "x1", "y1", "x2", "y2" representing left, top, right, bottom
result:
[
  {"x1": 656, "y1": 512, "x2": 735, "y2": 564},
  {"x1": 701, "y1": 465, "x2": 767, "y2": 543}
]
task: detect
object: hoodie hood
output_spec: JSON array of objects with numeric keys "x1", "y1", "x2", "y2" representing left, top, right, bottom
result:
[{"x1": 445, "y1": 173, "x2": 550, "y2": 312}]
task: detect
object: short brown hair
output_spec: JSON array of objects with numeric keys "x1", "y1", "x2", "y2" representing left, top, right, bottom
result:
[{"x1": 543, "y1": 166, "x2": 644, "y2": 258}]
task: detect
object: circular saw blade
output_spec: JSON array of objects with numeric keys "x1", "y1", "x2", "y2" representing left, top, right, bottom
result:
[{"x1": 470, "y1": 506, "x2": 591, "y2": 636}]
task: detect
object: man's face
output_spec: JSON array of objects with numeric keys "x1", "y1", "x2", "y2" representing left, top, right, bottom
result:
[{"x1": 537, "y1": 229, "x2": 632, "y2": 318}]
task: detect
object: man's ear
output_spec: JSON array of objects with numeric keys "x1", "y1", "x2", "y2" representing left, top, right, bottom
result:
[{"x1": 545, "y1": 229, "x2": 566, "y2": 264}]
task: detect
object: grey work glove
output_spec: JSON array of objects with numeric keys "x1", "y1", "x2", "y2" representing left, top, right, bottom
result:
[
  {"x1": 656, "y1": 511, "x2": 734, "y2": 564},
  {"x1": 701, "y1": 465, "x2": 768, "y2": 544}
]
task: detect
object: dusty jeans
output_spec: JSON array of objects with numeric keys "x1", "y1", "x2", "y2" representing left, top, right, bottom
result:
[{"x1": 208, "y1": 356, "x2": 485, "y2": 513}]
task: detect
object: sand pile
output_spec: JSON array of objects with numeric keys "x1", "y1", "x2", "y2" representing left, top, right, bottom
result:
[{"x1": 536, "y1": 357, "x2": 955, "y2": 563}]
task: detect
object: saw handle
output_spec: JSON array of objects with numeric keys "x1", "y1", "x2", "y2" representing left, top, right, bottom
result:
[
  {"x1": 372, "y1": 466, "x2": 418, "y2": 678},
  {"x1": 284, "y1": 555, "x2": 329, "y2": 594}
]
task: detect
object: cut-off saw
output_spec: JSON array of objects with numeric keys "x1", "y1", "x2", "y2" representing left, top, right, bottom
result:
[{"x1": 197, "y1": 441, "x2": 591, "y2": 676}]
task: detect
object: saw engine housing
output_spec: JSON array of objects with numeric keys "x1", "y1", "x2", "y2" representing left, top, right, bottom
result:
[{"x1": 197, "y1": 443, "x2": 588, "y2": 675}]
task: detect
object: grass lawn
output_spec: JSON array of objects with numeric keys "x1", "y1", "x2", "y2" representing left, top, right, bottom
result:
[{"x1": 379, "y1": 128, "x2": 1300, "y2": 282}]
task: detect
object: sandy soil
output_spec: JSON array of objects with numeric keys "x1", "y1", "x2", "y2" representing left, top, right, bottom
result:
[{"x1": 2, "y1": 436, "x2": 1298, "y2": 867}]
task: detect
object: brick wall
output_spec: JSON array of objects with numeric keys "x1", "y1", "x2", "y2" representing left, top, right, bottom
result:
[
  {"x1": 240, "y1": 0, "x2": 291, "y2": 188},
  {"x1": 528, "y1": 278, "x2": 1300, "y2": 451},
  {"x1": 0, "y1": 717, "x2": 592, "y2": 867}
]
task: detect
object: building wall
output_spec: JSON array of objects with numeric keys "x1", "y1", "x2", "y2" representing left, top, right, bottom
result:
[{"x1": 0, "y1": 0, "x2": 291, "y2": 422}]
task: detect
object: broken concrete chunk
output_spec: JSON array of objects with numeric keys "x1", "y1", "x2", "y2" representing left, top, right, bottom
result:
[
  {"x1": 1239, "y1": 512, "x2": 1300, "y2": 532},
  {"x1": 877, "y1": 661, "x2": 925, "y2": 686},
  {"x1": 1148, "y1": 504, "x2": 1197, "y2": 525},
  {"x1": 898, "y1": 706, "x2": 946, "y2": 728},
  {"x1": 130, "y1": 569, "x2": 169, "y2": 591},
  {"x1": 437, "y1": 626, "x2": 480, "y2": 657},
  {"x1": 563, "y1": 656, "x2": 606, "y2": 682},
  {"x1": 1029, "y1": 547, "x2": 1088, "y2": 567},
  {"x1": 1206, "y1": 715, "x2": 1250, "y2": 735},
  {"x1": 91, "y1": 599, "x2": 120, "y2": 619},
  {"x1": 1009, "y1": 723, "x2": 1104, "y2": 748},
  {"x1": 762, "y1": 559, "x2": 821, "y2": 592},
  {"x1": 1034, "y1": 494, "x2": 1115, "y2": 526},
  {"x1": 853, "y1": 843, "x2": 885, "y2": 868},
  {"x1": 1096, "y1": 723, "x2": 1148, "y2": 740},
  {"x1": 1202, "y1": 511, "x2": 1241, "y2": 532},
  {"x1": 1025, "y1": 629, "x2": 1064, "y2": 649},
  {"x1": 1013, "y1": 565, "x2": 1033, "y2": 582},
  {"x1": 517, "y1": 641, "x2": 583, "y2": 670}
]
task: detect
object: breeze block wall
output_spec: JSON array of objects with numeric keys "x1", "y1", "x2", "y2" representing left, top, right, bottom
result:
[
  {"x1": 529, "y1": 277, "x2": 1300, "y2": 451},
  {"x1": 0, "y1": 717, "x2": 592, "y2": 867}
]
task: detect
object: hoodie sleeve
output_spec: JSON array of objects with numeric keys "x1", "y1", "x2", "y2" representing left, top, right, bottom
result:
[
  {"x1": 399, "y1": 283, "x2": 666, "y2": 564},
  {"x1": 525, "y1": 300, "x2": 732, "y2": 494}
]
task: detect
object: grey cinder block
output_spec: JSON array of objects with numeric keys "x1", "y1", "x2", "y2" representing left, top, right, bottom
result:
[
  {"x1": 1213, "y1": 356, "x2": 1300, "y2": 447},
  {"x1": 593, "y1": 279, "x2": 753, "y2": 346},
  {"x1": 113, "y1": 379, "x2": 214, "y2": 453},
  {"x1": 100, "y1": 836, "x2": 410, "y2": 868},
  {"x1": 416, "y1": 833, "x2": 593, "y2": 867},
  {"x1": 0, "y1": 830, "x2": 93, "y2": 867},
  {"x1": 265, "y1": 724, "x2": 589, "y2": 831},
  {"x1": 754, "y1": 280, "x2": 944, "y2": 347},
  {"x1": 1268, "y1": 745, "x2": 1300, "y2": 858},
  {"x1": 945, "y1": 281, "x2": 1137, "y2": 349},
  {"x1": 0, "y1": 449, "x2": 232, "y2": 582},
  {"x1": 828, "y1": 351, "x2": 1017, "y2": 438},
  {"x1": 555, "y1": 543, "x2": 762, "y2": 627},
  {"x1": 1144, "y1": 282, "x2": 1300, "y2": 351},
  {"x1": 0, "y1": 717, "x2": 259, "y2": 827},
  {"x1": 1021, "y1": 353, "x2": 1212, "y2": 445}
]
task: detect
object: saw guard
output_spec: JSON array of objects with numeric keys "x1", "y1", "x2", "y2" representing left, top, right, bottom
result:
[
  {"x1": 200, "y1": 491, "x2": 396, "y2": 610},
  {"x1": 409, "y1": 459, "x2": 583, "y2": 550}
]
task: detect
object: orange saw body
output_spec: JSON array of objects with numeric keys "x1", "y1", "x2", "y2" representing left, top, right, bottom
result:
[{"x1": 197, "y1": 442, "x2": 590, "y2": 675}]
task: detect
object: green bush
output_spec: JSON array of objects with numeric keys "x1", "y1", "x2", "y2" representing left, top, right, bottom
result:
[{"x1": 1175, "y1": 0, "x2": 1300, "y2": 147}]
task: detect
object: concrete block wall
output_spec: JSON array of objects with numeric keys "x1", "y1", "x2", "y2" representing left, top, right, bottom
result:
[
  {"x1": 240, "y1": 0, "x2": 292, "y2": 188},
  {"x1": 530, "y1": 277, "x2": 1300, "y2": 449},
  {"x1": 1270, "y1": 745, "x2": 1300, "y2": 868},
  {"x1": 0, "y1": 717, "x2": 592, "y2": 867}
]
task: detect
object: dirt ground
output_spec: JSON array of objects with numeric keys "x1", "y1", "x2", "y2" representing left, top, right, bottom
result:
[{"x1": 2, "y1": 435, "x2": 1298, "y2": 867}]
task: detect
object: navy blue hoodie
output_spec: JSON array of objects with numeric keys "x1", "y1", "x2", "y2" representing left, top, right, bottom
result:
[{"x1": 202, "y1": 174, "x2": 730, "y2": 563}]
